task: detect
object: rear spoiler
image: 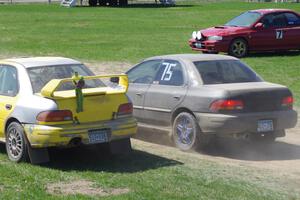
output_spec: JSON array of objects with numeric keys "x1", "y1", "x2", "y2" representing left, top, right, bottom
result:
[{"x1": 41, "y1": 74, "x2": 129, "y2": 98}]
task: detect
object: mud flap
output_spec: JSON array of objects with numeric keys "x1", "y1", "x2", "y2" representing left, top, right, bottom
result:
[
  {"x1": 27, "y1": 145, "x2": 50, "y2": 164},
  {"x1": 109, "y1": 138, "x2": 132, "y2": 154}
]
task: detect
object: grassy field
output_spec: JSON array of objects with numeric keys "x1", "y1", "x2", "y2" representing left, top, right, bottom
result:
[
  {"x1": 0, "y1": 1, "x2": 300, "y2": 104},
  {"x1": 0, "y1": 2, "x2": 300, "y2": 199}
]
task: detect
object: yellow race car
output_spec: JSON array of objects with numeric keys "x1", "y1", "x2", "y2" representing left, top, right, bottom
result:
[{"x1": 0, "y1": 57, "x2": 137, "y2": 163}]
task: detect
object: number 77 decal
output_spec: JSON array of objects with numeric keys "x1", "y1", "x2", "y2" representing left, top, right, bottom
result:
[{"x1": 276, "y1": 30, "x2": 283, "y2": 39}]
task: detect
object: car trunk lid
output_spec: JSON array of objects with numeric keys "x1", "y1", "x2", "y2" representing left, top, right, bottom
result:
[{"x1": 39, "y1": 74, "x2": 129, "y2": 123}]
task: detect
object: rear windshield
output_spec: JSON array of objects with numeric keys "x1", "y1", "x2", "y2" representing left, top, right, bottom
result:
[
  {"x1": 194, "y1": 60, "x2": 262, "y2": 85},
  {"x1": 27, "y1": 64, "x2": 104, "y2": 93}
]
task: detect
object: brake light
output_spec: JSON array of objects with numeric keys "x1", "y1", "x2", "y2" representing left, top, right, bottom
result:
[
  {"x1": 36, "y1": 110, "x2": 73, "y2": 122},
  {"x1": 210, "y1": 99, "x2": 244, "y2": 112},
  {"x1": 117, "y1": 103, "x2": 133, "y2": 117},
  {"x1": 281, "y1": 96, "x2": 293, "y2": 109}
]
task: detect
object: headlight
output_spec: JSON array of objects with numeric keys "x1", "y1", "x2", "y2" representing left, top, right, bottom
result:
[
  {"x1": 192, "y1": 31, "x2": 197, "y2": 39},
  {"x1": 196, "y1": 31, "x2": 202, "y2": 40},
  {"x1": 207, "y1": 36, "x2": 223, "y2": 41}
]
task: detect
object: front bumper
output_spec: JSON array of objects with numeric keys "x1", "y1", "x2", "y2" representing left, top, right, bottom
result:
[
  {"x1": 23, "y1": 117, "x2": 137, "y2": 148},
  {"x1": 195, "y1": 110, "x2": 298, "y2": 136},
  {"x1": 188, "y1": 39, "x2": 230, "y2": 53}
]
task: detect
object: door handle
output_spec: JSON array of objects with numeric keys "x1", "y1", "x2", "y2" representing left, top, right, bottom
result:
[
  {"x1": 173, "y1": 96, "x2": 181, "y2": 100},
  {"x1": 5, "y1": 104, "x2": 12, "y2": 110},
  {"x1": 136, "y1": 92, "x2": 143, "y2": 96}
]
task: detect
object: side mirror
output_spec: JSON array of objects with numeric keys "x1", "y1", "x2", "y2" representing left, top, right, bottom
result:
[
  {"x1": 110, "y1": 77, "x2": 119, "y2": 84},
  {"x1": 254, "y1": 22, "x2": 264, "y2": 30}
]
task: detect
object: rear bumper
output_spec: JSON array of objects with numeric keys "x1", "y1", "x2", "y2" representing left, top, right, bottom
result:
[
  {"x1": 188, "y1": 39, "x2": 230, "y2": 52},
  {"x1": 23, "y1": 117, "x2": 137, "y2": 148},
  {"x1": 195, "y1": 110, "x2": 298, "y2": 136}
]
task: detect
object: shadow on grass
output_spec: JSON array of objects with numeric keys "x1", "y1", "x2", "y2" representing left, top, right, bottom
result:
[
  {"x1": 247, "y1": 50, "x2": 300, "y2": 58},
  {"x1": 76, "y1": 4, "x2": 193, "y2": 8},
  {"x1": 40, "y1": 145, "x2": 182, "y2": 172},
  {"x1": 135, "y1": 129, "x2": 300, "y2": 161},
  {"x1": 202, "y1": 137, "x2": 300, "y2": 161}
]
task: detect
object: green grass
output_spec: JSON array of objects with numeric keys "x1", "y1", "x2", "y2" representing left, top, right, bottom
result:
[
  {"x1": 0, "y1": 141, "x2": 299, "y2": 200},
  {"x1": 0, "y1": 2, "x2": 300, "y2": 199},
  {"x1": 0, "y1": 2, "x2": 300, "y2": 104}
]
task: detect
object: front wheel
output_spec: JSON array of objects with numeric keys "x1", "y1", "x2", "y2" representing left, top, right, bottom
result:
[
  {"x1": 229, "y1": 38, "x2": 248, "y2": 58},
  {"x1": 5, "y1": 122, "x2": 29, "y2": 162}
]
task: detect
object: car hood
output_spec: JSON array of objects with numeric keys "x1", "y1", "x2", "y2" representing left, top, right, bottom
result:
[{"x1": 199, "y1": 26, "x2": 249, "y2": 37}]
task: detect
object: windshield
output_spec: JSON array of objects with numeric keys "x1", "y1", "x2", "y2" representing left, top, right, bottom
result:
[
  {"x1": 225, "y1": 11, "x2": 261, "y2": 27},
  {"x1": 27, "y1": 64, "x2": 104, "y2": 93},
  {"x1": 194, "y1": 60, "x2": 262, "y2": 85}
]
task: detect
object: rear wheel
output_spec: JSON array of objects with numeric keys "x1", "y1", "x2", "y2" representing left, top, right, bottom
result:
[
  {"x1": 173, "y1": 112, "x2": 211, "y2": 151},
  {"x1": 229, "y1": 38, "x2": 248, "y2": 58},
  {"x1": 5, "y1": 122, "x2": 29, "y2": 162},
  {"x1": 89, "y1": 0, "x2": 98, "y2": 6}
]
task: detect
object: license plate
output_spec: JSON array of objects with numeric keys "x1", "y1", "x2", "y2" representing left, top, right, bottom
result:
[
  {"x1": 88, "y1": 129, "x2": 109, "y2": 144},
  {"x1": 257, "y1": 120, "x2": 274, "y2": 132}
]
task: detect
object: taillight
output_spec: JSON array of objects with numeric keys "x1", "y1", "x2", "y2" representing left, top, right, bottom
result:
[
  {"x1": 281, "y1": 96, "x2": 293, "y2": 109},
  {"x1": 210, "y1": 99, "x2": 244, "y2": 112},
  {"x1": 36, "y1": 110, "x2": 73, "y2": 122},
  {"x1": 117, "y1": 103, "x2": 133, "y2": 117}
]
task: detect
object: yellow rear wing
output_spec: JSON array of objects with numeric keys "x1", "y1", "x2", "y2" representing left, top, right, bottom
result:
[{"x1": 40, "y1": 74, "x2": 129, "y2": 99}]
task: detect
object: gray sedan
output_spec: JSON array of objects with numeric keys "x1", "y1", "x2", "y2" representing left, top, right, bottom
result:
[{"x1": 126, "y1": 54, "x2": 297, "y2": 151}]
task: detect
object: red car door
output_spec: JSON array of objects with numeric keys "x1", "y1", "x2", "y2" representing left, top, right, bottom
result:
[
  {"x1": 250, "y1": 13, "x2": 288, "y2": 51},
  {"x1": 280, "y1": 12, "x2": 300, "y2": 49}
]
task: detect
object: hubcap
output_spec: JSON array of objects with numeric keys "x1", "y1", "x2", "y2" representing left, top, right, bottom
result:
[
  {"x1": 7, "y1": 128, "x2": 23, "y2": 159},
  {"x1": 175, "y1": 116, "x2": 194, "y2": 146},
  {"x1": 232, "y1": 41, "x2": 246, "y2": 56}
]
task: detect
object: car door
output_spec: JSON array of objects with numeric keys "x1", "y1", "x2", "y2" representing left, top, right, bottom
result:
[
  {"x1": 0, "y1": 65, "x2": 19, "y2": 138},
  {"x1": 127, "y1": 59, "x2": 163, "y2": 122},
  {"x1": 281, "y1": 12, "x2": 300, "y2": 49},
  {"x1": 143, "y1": 59, "x2": 188, "y2": 126},
  {"x1": 250, "y1": 13, "x2": 286, "y2": 50}
]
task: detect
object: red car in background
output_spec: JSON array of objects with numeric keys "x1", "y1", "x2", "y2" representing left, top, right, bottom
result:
[{"x1": 189, "y1": 9, "x2": 300, "y2": 57}]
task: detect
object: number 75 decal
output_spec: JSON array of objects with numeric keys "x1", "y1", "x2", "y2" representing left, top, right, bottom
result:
[
  {"x1": 276, "y1": 30, "x2": 283, "y2": 39},
  {"x1": 161, "y1": 62, "x2": 176, "y2": 81}
]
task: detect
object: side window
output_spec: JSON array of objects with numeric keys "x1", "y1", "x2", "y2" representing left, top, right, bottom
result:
[
  {"x1": 0, "y1": 65, "x2": 18, "y2": 96},
  {"x1": 127, "y1": 60, "x2": 162, "y2": 84},
  {"x1": 271, "y1": 13, "x2": 287, "y2": 28},
  {"x1": 154, "y1": 60, "x2": 184, "y2": 86},
  {"x1": 285, "y1": 12, "x2": 300, "y2": 26},
  {"x1": 261, "y1": 13, "x2": 287, "y2": 28}
]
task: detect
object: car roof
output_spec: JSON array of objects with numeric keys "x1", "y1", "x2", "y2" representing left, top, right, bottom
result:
[
  {"x1": 144, "y1": 54, "x2": 239, "y2": 62},
  {"x1": 250, "y1": 9, "x2": 294, "y2": 14},
  {"x1": 2, "y1": 57, "x2": 81, "y2": 68}
]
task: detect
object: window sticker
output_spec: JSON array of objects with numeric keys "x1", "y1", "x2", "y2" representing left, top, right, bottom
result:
[
  {"x1": 161, "y1": 62, "x2": 176, "y2": 81},
  {"x1": 276, "y1": 30, "x2": 283, "y2": 39}
]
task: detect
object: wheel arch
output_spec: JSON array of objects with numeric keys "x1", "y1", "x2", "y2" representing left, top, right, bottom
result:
[
  {"x1": 229, "y1": 36, "x2": 249, "y2": 50},
  {"x1": 171, "y1": 107, "x2": 196, "y2": 125},
  {"x1": 5, "y1": 117, "x2": 21, "y2": 135}
]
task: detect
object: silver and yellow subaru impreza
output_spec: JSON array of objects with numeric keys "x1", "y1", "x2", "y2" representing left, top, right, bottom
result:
[{"x1": 0, "y1": 57, "x2": 137, "y2": 163}]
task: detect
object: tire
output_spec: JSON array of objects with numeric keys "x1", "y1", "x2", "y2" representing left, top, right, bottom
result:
[
  {"x1": 228, "y1": 38, "x2": 248, "y2": 58},
  {"x1": 172, "y1": 112, "x2": 210, "y2": 151},
  {"x1": 5, "y1": 122, "x2": 29, "y2": 162},
  {"x1": 88, "y1": 0, "x2": 98, "y2": 6}
]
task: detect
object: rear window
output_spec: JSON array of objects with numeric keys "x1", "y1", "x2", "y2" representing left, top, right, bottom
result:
[
  {"x1": 193, "y1": 60, "x2": 262, "y2": 85},
  {"x1": 27, "y1": 64, "x2": 104, "y2": 93}
]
